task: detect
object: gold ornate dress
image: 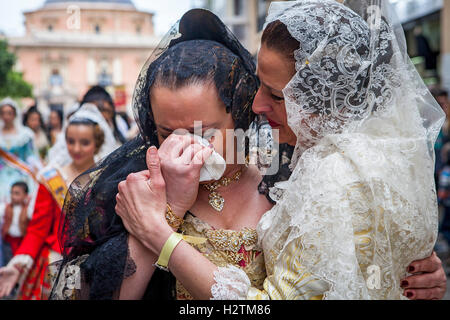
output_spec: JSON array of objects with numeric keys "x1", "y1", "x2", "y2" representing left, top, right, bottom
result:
[{"x1": 176, "y1": 213, "x2": 266, "y2": 300}]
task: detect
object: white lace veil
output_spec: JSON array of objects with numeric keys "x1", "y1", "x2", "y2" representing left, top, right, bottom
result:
[
  {"x1": 256, "y1": 0, "x2": 445, "y2": 299},
  {"x1": 47, "y1": 103, "x2": 118, "y2": 169},
  {"x1": 264, "y1": 0, "x2": 444, "y2": 169}
]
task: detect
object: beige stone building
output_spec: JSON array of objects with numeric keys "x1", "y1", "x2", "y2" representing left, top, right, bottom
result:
[{"x1": 8, "y1": 0, "x2": 160, "y2": 115}]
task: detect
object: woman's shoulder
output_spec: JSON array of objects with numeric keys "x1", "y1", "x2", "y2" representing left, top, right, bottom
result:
[
  {"x1": 0, "y1": 126, "x2": 34, "y2": 148},
  {"x1": 321, "y1": 133, "x2": 428, "y2": 161},
  {"x1": 308, "y1": 133, "x2": 429, "y2": 178},
  {"x1": 294, "y1": 140, "x2": 360, "y2": 188},
  {"x1": 297, "y1": 133, "x2": 434, "y2": 206},
  {"x1": 21, "y1": 126, "x2": 35, "y2": 140}
]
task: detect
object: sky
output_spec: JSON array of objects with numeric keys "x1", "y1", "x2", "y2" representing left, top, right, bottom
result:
[{"x1": 0, "y1": 0, "x2": 199, "y2": 37}]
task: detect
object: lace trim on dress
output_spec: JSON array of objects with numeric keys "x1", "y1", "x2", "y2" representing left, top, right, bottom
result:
[{"x1": 211, "y1": 265, "x2": 251, "y2": 300}]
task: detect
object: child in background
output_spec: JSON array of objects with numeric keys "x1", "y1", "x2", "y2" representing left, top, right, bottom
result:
[{"x1": 0, "y1": 182, "x2": 31, "y2": 265}]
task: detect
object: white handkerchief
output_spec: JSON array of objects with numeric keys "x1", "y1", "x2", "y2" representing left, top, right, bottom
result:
[{"x1": 191, "y1": 134, "x2": 226, "y2": 182}]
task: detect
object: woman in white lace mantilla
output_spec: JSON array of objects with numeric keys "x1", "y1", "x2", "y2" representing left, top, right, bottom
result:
[{"x1": 115, "y1": 0, "x2": 447, "y2": 300}]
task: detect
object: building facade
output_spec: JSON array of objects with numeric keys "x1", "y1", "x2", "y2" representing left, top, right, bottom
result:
[
  {"x1": 390, "y1": 0, "x2": 442, "y2": 88},
  {"x1": 8, "y1": 0, "x2": 160, "y2": 116},
  {"x1": 200, "y1": 0, "x2": 450, "y2": 93}
]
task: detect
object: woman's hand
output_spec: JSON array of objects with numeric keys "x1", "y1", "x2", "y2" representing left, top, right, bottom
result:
[
  {"x1": 115, "y1": 146, "x2": 172, "y2": 254},
  {"x1": 401, "y1": 252, "x2": 447, "y2": 300},
  {"x1": 159, "y1": 134, "x2": 213, "y2": 218},
  {"x1": 0, "y1": 265, "x2": 20, "y2": 298}
]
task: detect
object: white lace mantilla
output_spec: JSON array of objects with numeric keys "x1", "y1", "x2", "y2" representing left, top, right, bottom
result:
[
  {"x1": 212, "y1": 133, "x2": 438, "y2": 300},
  {"x1": 211, "y1": 266, "x2": 251, "y2": 300},
  {"x1": 209, "y1": 0, "x2": 444, "y2": 300}
]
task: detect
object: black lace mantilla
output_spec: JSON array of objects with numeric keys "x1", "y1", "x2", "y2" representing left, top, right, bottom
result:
[{"x1": 50, "y1": 9, "x2": 260, "y2": 300}]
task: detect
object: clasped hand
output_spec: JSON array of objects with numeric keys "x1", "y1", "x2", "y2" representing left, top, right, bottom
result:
[{"x1": 115, "y1": 134, "x2": 213, "y2": 254}]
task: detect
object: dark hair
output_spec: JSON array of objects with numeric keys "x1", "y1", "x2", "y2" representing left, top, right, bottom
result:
[
  {"x1": 11, "y1": 181, "x2": 29, "y2": 194},
  {"x1": 50, "y1": 107, "x2": 64, "y2": 128},
  {"x1": 147, "y1": 39, "x2": 254, "y2": 131},
  {"x1": 80, "y1": 86, "x2": 127, "y2": 144},
  {"x1": 261, "y1": 20, "x2": 300, "y2": 62},
  {"x1": 23, "y1": 106, "x2": 46, "y2": 130},
  {"x1": 81, "y1": 85, "x2": 114, "y2": 107}
]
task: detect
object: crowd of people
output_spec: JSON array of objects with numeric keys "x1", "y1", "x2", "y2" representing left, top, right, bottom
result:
[
  {"x1": 0, "y1": 0, "x2": 449, "y2": 301},
  {"x1": 433, "y1": 88, "x2": 450, "y2": 258},
  {"x1": 0, "y1": 86, "x2": 137, "y2": 298}
]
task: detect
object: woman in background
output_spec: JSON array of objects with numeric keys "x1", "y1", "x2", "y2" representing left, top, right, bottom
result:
[
  {"x1": 48, "y1": 107, "x2": 64, "y2": 146},
  {"x1": 0, "y1": 98, "x2": 40, "y2": 208},
  {"x1": 23, "y1": 106, "x2": 50, "y2": 162},
  {"x1": 0, "y1": 103, "x2": 117, "y2": 299},
  {"x1": 80, "y1": 85, "x2": 127, "y2": 146}
]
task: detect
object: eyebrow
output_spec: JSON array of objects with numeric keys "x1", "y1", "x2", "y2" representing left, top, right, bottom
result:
[
  {"x1": 257, "y1": 72, "x2": 284, "y2": 95},
  {"x1": 157, "y1": 123, "x2": 216, "y2": 133}
]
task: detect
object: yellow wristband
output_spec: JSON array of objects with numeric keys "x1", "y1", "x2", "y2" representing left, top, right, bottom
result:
[{"x1": 154, "y1": 232, "x2": 184, "y2": 272}]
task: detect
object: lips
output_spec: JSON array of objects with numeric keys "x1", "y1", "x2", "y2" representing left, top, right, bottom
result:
[{"x1": 267, "y1": 117, "x2": 281, "y2": 128}]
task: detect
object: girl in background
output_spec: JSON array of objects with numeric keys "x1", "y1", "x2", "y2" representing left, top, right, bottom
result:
[{"x1": 0, "y1": 103, "x2": 117, "y2": 299}]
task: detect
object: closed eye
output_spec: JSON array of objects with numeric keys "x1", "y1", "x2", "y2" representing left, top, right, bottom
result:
[{"x1": 271, "y1": 93, "x2": 284, "y2": 101}]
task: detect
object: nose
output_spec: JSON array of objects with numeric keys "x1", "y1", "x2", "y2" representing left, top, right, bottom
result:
[
  {"x1": 252, "y1": 88, "x2": 273, "y2": 115},
  {"x1": 73, "y1": 142, "x2": 82, "y2": 153}
]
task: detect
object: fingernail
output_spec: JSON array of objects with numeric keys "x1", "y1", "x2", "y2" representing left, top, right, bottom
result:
[
  {"x1": 408, "y1": 266, "x2": 415, "y2": 273},
  {"x1": 406, "y1": 291, "x2": 413, "y2": 298},
  {"x1": 401, "y1": 280, "x2": 408, "y2": 288}
]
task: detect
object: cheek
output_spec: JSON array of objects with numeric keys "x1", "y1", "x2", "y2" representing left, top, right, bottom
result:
[
  {"x1": 210, "y1": 129, "x2": 226, "y2": 158},
  {"x1": 66, "y1": 143, "x2": 75, "y2": 155},
  {"x1": 211, "y1": 118, "x2": 236, "y2": 160},
  {"x1": 275, "y1": 101, "x2": 288, "y2": 124},
  {"x1": 102, "y1": 111, "x2": 113, "y2": 120},
  {"x1": 83, "y1": 142, "x2": 97, "y2": 156}
]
